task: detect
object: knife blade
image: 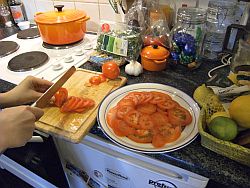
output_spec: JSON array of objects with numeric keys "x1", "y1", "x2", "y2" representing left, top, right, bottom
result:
[{"x1": 32, "y1": 66, "x2": 76, "y2": 108}]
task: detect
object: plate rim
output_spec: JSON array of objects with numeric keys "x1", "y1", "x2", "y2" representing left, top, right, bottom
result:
[{"x1": 97, "y1": 83, "x2": 200, "y2": 153}]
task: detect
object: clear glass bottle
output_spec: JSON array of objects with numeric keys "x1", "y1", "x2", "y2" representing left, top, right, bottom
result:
[
  {"x1": 8, "y1": 0, "x2": 27, "y2": 23},
  {"x1": 170, "y1": 7, "x2": 207, "y2": 68},
  {"x1": 201, "y1": 0, "x2": 237, "y2": 60}
]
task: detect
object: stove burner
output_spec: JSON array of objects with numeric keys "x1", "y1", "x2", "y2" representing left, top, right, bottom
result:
[
  {"x1": 42, "y1": 39, "x2": 84, "y2": 49},
  {"x1": 0, "y1": 41, "x2": 19, "y2": 58},
  {"x1": 17, "y1": 28, "x2": 40, "y2": 39},
  {"x1": 8, "y1": 51, "x2": 49, "y2": 72}
]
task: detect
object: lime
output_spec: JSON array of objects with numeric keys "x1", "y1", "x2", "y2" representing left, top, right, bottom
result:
[
  {"x1": 208, "y1": 111, "x2": 230, "y2": 124},
  {"x1": 208, "y1": 116, "x2": 238, "y2": 141}
]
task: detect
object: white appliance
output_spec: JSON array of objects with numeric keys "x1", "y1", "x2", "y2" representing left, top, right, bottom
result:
[
  {"x1": 54, "y1": 134, "x2": 209, "y2": 188},
  {"x1": 0, "y1": 29, "x2": 96, "y2": 85}
]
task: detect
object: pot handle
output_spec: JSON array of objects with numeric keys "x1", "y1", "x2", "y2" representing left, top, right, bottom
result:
[
  {"x1": 153, "y1": 59, "x2": 166, "y2": 64},
  {"x1": 76, "y1": 16, "x2": 90, "y2": 23},
  {"x1": 35, "y1": 12, "x2": 43, "y2": 17},
  {"x1": 54, "y1": 5, "x2": 64, "y2": 12}
]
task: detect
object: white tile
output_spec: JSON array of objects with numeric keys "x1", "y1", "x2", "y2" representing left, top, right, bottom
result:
[
  {"x1": 53, "y1": 0, "x2": 109, "y2": 4},
  {"x1": 22, "y1": 0, "x2": 36, "y2": 21},
  {"x1": 100, "y1": 3, "x2": 122, "y2": 22},
  {"x1": 34, "y1": 0, "x2": 54, "y2": 12},
  {"x1": 75, "y1": 2, "x2": 100, "y2": 32},
  {"x1": 53, "y1": 1, "x2": 75, "y2": 9}
]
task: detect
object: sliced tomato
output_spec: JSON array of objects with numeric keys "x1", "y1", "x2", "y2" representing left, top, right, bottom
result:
[
  {"x1": 157, "y1": 99, "x2": 178, "y2": 110},
  {"x1": 159, "y1": 125, "x2": 181, "y2": 143},
  {"x1": 152, "y1": 134, "x2": 168, "y2": 148},
  {"x1": 141, "y1": 92, "x2": 153, "y2": 104},
  {"x1": 54, "y1": 87, "x2": 68, "y2": 107},
  {"x1": 107, "y1": 106, "x2": 118, "y2": 129},
  {"x1": 124, "y1": 110, "x2": 141, "y2": 128},
  {"x1": 82, "y1": 98, "x2": 95, "y2": 108},
  {"x1": 138, "y1": 114, "x2": 154, "y2": 130},
  {"x1": 149, "y1": 91, "x2": 171, "y2": 104},
  {"x1": 60, "y1": 96, "x2": 76, "y2": 112},
  {"x1": 89, "y1": 76, "x2": 101, "y2": 85},
  {"x1": 127, "y1": 129, "x2": 153, "y2": 143},
  {"x1": 156, "y1": 107, "x2": 168, "y2": 116},
  {"x1": 112, "y1": 120, "x2": 135, "y2": 137},
  {"x1": 117, "y1": 98, "x2": 136, "y2": 107},
  {"x1": 98, "y1": 74, "x2": 107, "y2": 83},
  {"x1": 136, "y1": 103, "x2": 157, "y2": 114},
  {"x1": 152, "y1": 125, "x2": 181, "y2": 148},
  {"x1": 151, "y1": 112, "x2": 169, "y2": 128},
  {"x1": 74, "y1": 108, "x2": 86, "y2": 113},
  {"x1": 116, "y1": 105, "x2": 135, "y2": 119},
  {"x1": 168, "y1": 106, "x2": 192, "y2": 126},
  {"x1": 122, "y1": 94, "x2": 139, "y2": 106}
]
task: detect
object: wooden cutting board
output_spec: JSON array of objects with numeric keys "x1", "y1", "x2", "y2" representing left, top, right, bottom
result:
[{"x1": 35, "y1": 68, "x2": 127, "y2": 143}]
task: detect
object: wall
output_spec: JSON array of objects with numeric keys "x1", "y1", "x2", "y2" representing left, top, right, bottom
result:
[{"x1": 22, "y1": 0, "x2": 210, "y2": 32}]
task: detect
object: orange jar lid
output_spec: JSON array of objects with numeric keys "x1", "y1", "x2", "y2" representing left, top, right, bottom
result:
[
  {"x1": 35, "y1": 5, "x2": 87, "y2": 24},
  {"x1": 141, "y1": 45, "x2": 170, "y2": 60}
]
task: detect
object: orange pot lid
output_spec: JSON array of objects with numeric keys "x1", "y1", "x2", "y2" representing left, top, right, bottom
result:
[
  {"x1": 35, "y1": 5, "x2": 87, "y2": 24},
  {"x1": 141, "y1": 45, "x2": 170, "y2": 60}
]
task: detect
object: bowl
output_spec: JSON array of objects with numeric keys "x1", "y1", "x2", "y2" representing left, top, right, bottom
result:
[{"x1": 17, "y1": 21, "x2": 30, "y2": 30}]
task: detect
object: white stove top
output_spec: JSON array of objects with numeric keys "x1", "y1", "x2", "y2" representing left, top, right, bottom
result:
[{"x1": 0, "y1": 31, "x2": 97, "y2": 85}]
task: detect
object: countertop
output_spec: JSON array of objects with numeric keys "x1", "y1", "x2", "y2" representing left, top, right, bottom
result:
[{"x1": 0, "y1": 26, "x2": 249, "y2": 188}]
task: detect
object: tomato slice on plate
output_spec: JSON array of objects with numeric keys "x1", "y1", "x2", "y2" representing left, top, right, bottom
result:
[
  {"x1": 152, "y1": 125, "x2": 181, "y2": 148},
  {"x1": 157, "y1": 99, "x2": 179, "y2": 110},
  {"x1": 127, "y1": 129, "x2": 153, "y2": 143},
  {"x1": 112, "y1": 120, "x2": 135, "y2": 137},
  {"x1": 138, "y1": 114, "x2": 154, "y2": 130},
  {"x1": 117, "y1": 98, "x2": 136, "y2": 107},
  {"x1": 168, "y1": 106, "x2": 192, "y2": 126},
  {"x1": 151, "y1": 112, "x2": 169, "y2": 128},
  {"x1": 116, "y1": 105, "x2": 135, "y2": 119},
  {"x1": 149, "y1": 91, "x2": 171, "y2": 104},
  {"x1": 107, "y1": 106, "x2": 118, "y2": 129},
  {"x1": 136, "y1": 103, "x2": 157, "y2": 114},
  {"x1": 124, "y1": 110, "x2": 141, "y2": 128}
]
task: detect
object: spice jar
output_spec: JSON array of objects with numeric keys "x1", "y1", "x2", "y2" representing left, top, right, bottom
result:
[{"x1": 170, "y1": 7, "x2": 206, "y2": 68}]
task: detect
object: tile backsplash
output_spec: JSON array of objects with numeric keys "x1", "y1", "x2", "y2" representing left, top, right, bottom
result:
[{"x1": 23, "y1": 0, "x2": 210, "y2": 32}]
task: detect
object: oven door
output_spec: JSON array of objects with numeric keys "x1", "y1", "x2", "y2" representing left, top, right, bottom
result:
[{"x1": 0, "y1": 131, "x2": 69, "y2": 188}]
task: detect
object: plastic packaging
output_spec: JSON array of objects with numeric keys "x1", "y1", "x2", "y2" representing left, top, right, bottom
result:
[
  {"x1": 96, "y1": 20, "x2": 143, "y2": 64},
  {"x1": 143, "y1": 0, "x2": 171, "y2": 48},
  {"x1": 124, "y1": 0, "x2": 149, "y2": 32}
]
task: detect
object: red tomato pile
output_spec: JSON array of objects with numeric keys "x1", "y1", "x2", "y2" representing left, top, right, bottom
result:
[
  {"x1": 106, "y1": 91, "x2": 192, "y2": 148},
  {"x1": 53, "y1": 88, "x2": 95, "y2": 113}
]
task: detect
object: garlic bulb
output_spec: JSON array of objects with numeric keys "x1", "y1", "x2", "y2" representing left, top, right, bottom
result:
[{"x1": 125, "y1": 60, "x2": 143, "y2": 76}]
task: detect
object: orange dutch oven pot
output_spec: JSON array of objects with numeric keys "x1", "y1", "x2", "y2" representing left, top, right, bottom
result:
[
  {"x1": 35, "y1": 5, "x2": 90, "y2": 45},
  {"x1": 141, "y1": 45, "x2": 170, "y2": 71}
]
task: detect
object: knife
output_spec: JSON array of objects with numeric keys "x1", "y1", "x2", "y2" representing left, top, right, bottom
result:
[{"x1": 32, "y1": 66, "x2": 76, "y2": 108}]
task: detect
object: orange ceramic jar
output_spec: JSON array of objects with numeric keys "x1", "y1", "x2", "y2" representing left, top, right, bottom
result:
[
  {"x1": 141, "y1": 45, "x2": 170, "y2": 71},
  {"x1": 35, "y1": 5, "x2": 90, "y2": 45}
]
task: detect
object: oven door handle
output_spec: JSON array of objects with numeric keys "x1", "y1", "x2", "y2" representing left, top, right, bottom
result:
[{"x1": 28, "y1": 136, "x2": 44, "y2": 143}]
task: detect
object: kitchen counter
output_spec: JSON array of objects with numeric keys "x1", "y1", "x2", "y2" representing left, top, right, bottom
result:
[{"x1": 0, "y1": 26, "x2": 249, "y2": 188}]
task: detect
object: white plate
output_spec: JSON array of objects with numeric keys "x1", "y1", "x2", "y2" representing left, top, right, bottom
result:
[{"x1": 97, "y1": 83, "x2": 200, "y2": 153}]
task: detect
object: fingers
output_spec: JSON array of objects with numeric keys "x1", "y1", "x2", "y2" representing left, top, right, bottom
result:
[
  {"x1": 26, "y1": 106, "x2": 44, "y2": 121},
  {"x1": 32, "y1": 77, "x2": 54, "y2": 92}
]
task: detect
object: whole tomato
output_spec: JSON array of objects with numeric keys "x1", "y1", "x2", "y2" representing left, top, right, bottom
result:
[{"x1": 102, "y1": 61, "x2": 120, "y2": 79}]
